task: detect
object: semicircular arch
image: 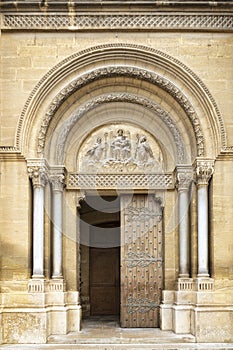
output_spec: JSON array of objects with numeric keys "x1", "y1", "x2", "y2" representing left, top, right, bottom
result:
[{"x1": 16, "y1": 43, "x2": 224, "y2": 160}]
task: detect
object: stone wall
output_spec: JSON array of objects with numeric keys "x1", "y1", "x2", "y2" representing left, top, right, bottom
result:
[{"x1": 0, "y1": 2, "x2": 233, "y2": 344}]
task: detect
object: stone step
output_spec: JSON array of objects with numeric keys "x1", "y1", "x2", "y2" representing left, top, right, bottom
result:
[
  {"x1": 47, "y1": 327, "x2": 195, "y2": 345},
  {"x1": 2, "y1": 343, "x2": 233, "y2": 350}
]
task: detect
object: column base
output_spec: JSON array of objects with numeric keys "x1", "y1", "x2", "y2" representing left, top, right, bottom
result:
[
  {"x1": 28, "y1": 278, "x2": 46, "y2": 292},
  {"x1": 52, "y1": 274, "x2": 63, "y2": 279},
  {"x1": 28, "y1": 279, "x2": 67, "y2": 293},
  {"x1": 194, "y1": 277, "x2": 214, "y2": 291},
  {"x1": 32, "y1": 274, "x2": 44, "y2": 279},
  {"x1": 177, "y1": 278, "x2": 193, "y2": 291},
  {"x1": 49, "y1": 278, "x2": 66, "y2": 292},
  {"x1": 197, "y1": 273, "x2": 210, "y2": 278}
]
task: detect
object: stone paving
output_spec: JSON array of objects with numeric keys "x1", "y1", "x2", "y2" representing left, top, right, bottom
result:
[{"x1": 1, "y1": 316, "x2": 233, "y2": 350}]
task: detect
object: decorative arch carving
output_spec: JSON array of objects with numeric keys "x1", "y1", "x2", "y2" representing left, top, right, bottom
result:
[
  {"x1": 38, "y1": 66, "x2": 203, "y2": 158},
  {"x1": 15, "y1": 43, "x2": 226, "y2": 157},
  {"x1": 54, "y1": 93, "x2": 187, "y2": 165}
]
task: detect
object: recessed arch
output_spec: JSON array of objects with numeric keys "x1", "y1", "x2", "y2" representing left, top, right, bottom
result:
[
  {"x1": 16, "y1": 43, "x2": 225, "y2": 160},
  {"x1": 38, "y1": 66, "x2": 204, "y2": 159},
  {"x1": 51, "y1": 93, "x2": 188, "y2": 166}
]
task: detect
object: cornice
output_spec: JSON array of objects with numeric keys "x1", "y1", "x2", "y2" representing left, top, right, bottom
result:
[
  {"x1": 1, "y1": 1, "x2": 233, "y2": 12},
  {"x1": 0, "y1": 147, "x2": 25, "y2": 161},
  {"x1": 216, "y1": 151, "x2": 233, "y2": 161},
  {"x1": 1, "y1": 7, "x2": 233, "y2": 31}
]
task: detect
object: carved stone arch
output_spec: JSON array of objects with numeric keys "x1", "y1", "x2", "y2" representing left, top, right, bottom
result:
[
  {"x1": 53, "y1": 93, "x2": 187, "y2": 165},
  {"x1": 38, "y1": 66, "x2": 204, "y2": 159},
  {"x1": 16, "y1": 43, "x2": 225, "y2": 158}
]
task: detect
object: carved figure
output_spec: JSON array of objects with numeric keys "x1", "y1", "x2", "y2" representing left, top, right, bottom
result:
[
  {"x1": 86, "y1": 137, "x2": 104, "y2": 161},
  {"x1": 111, "y1": 129, "x2": 131, "y2": 161},
  {"x1": 136, "y1": 136, "x2": 154, "y2": 163},
  {"x1": 121, "y1": 135, "x2": 131, "y2": 160}
]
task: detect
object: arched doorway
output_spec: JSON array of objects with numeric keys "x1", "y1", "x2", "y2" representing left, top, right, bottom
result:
[{"x1": 19, "y1": 44, "x2": 222, "y2": 339}]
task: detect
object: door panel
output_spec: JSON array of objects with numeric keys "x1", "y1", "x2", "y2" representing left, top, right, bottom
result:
[
  {"x1": 120, "y1": 194, "x2": 163, "y2": 327},
  {"x1": 90, "y1": 247, "x2": 120, "y2": 315}
]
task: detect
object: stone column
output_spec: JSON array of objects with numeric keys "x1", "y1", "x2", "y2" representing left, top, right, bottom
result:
[
  {"x1": 28, "y1": 162, "x2": 48, "y2": 279},
  {"x1": 176, "y1": 166, "x2": 193, "y2": 279},
  {"x1": 195, "y1": 159, "x2": 214, "y2": 277},
  {"x1": 50, "y1": 169, "x2": 66, "y2": 279}
]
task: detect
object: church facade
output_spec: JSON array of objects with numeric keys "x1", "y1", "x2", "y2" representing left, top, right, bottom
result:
[{"x1": 1, "y1": 0, "x2": 233, "y2": 344}]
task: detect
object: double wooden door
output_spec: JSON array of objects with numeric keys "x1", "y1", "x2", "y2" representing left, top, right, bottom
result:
[{"x1": 89, "y1": 194, "x2": 163, "y2": 327}]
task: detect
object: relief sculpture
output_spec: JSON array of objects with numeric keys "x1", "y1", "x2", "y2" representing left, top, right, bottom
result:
[
  {"x1": 135, "y1": 135, "x2": 154, "y2": 164},
  {"x1": 86, "y1": 137, "x2": 105, "y2": 162},
  {"x1": 111, "y1": 129, "x2": 131, "y2": 161},
  {"x1": 80, "y1": 125, "x2": 162, "y2": 173}
]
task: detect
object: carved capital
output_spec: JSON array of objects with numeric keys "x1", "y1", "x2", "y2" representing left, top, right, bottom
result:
[
  {"x1": 28, "y1": 165, "x2": 48, "y2": 188},
  {"x1": 50, "y1": 174, "x2": 66, "y2": 192},
  {"x1": 49, "y1": 166, "x2": 67, "y2": 192},
  {"x1": 195, "y1": 159, "x2": 215, "y2": 186},
  {"x1": 176, "y1": 166, "x2": 193, "y2": 191}
]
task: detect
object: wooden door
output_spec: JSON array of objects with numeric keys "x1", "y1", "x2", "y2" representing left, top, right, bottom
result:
[
  {"x1": 90, "y1": 247, "x2": 120, "y2": 315},
  {"x1": 120, "y1": 194, "x2": 163, "y2": 327}
]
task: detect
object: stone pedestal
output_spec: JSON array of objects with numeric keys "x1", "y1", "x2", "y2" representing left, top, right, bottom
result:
[
  {"x1": 0, "y1": 280, "x2": 81, "y2": 344},
  {"x1": 160, "y1": 279, "x2": 233, "y2": 342}
]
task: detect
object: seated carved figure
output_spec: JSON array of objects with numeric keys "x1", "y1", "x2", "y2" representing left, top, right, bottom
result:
[{"x1": 111, "y1": 129, "x2": 131, "y2": 161}]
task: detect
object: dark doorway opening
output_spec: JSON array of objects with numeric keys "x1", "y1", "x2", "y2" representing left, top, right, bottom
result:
[{"x1": 79, "y1": 195, "x2": 120, "y2": 318}]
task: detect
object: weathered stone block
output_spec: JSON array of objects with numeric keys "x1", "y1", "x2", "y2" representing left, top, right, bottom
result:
[
  {"x1": 2, "y1": 311, "x2": 47, "y2": 344},
  {"x1": 195, "y1": 309, "x2": 233, "y2": 343}
]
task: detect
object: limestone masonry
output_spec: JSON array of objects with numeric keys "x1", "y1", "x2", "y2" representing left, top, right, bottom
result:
[{"x1": 0, "y1": 0, "x2": 233, "y2": 345}]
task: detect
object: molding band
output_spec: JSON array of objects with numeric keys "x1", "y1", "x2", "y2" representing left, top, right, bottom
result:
[
  {"x1": 67, "y1": 173, "x2": 174, "y2": 190},
  {"x1": 2, "y1": 14, "x2": 233, "y2": 31}
]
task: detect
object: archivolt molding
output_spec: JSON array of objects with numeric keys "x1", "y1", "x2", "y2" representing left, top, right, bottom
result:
[
  {"x1": 54, "y1": 92, "x2": 186, "y2": 165},
  {"x1": 15, "y1": 44, "x2": 226, "y2": 155},
  {"x1": 37, "y1": 65, "x2": 204, "y2": 158}
]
